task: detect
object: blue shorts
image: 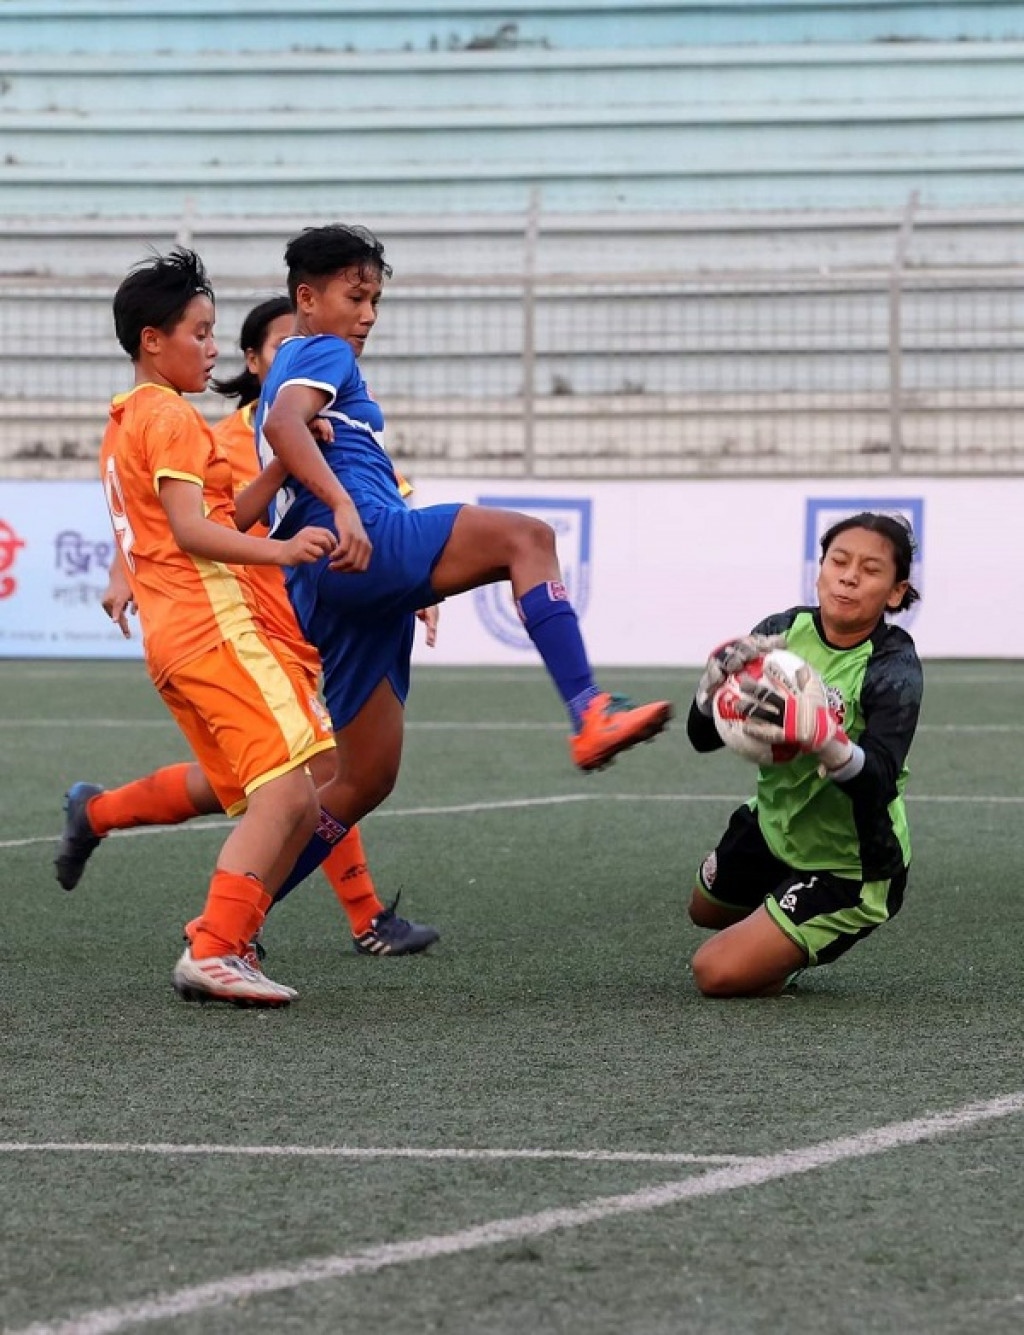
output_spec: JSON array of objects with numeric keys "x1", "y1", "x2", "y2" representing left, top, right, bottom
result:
[{"x1": 288, "y1": 502, "x2": 462, "y2": 729}]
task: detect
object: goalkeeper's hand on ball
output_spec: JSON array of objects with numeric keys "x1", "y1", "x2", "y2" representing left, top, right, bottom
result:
[
  {"x1": 694, "y1": 633, "x2": 788, "y2": 715},
  {"x1": 736, "y1": 666, "x2": 859, "y2": 777}
]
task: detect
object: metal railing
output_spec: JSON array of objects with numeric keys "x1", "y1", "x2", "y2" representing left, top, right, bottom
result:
[{"x1": 1, "y1": 207, "x2": 1022, "y2": 479}]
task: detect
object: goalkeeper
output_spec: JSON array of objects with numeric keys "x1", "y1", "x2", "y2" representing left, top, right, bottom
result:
[{"x1": 685, "y1": 511, "x2": 923, "y2": 997}]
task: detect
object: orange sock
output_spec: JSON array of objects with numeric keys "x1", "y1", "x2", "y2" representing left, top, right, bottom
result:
[
  {"x1": 88, "y1": 763, "x2": 202, "y2": 837},
  {"x1": 190, "y1": 870, "x2": 271, "y2": 960},
  {"x1": 322, "y1": 825, "x2": 384, "y2": 936}
]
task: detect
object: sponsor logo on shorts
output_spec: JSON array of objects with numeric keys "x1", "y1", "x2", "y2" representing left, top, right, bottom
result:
[
  {"x1": 701, "y1": 851, "x2": 717, "y2": 889},
  {"x1": 802, "y1": 496, "x2": 923, "y2": 627},
  {"x1": 308, "y1": 693, "x2": 332, "y2": 736},
  {"x1": 474, "y1": 497, "x2": 592, "y2": 650}
]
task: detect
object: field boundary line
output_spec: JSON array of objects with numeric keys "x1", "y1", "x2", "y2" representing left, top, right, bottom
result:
[
  {"x1": 9, "y1": 1093, "x2": 1024, "y2": 1335},
  {"x1": 0, "y1": 1142, "x2": 758, "y2": 1166},
  {"x1": 5, "y1": 788, "x2": 1024, "y2": 853}
]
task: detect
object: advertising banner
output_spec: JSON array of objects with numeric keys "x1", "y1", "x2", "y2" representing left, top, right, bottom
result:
[
  {"x1": 0, "y1": 476, "x2": 1010, "y2": 663},
  {"x1": 0, "y1": 481, "x2": 140, "y2": 659}
]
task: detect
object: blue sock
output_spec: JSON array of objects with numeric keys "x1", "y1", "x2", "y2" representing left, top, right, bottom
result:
[
  {"x1": 517, "y1": 581, "x2": 599, "y2": 731},
  {"x1": 272, "y1": 807, "x2": 349, "y2": 907}
]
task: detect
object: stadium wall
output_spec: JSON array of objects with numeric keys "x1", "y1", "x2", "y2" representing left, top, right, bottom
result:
[{"x1": 0, "y1": 475, "x2": 1007, "y2": 663}]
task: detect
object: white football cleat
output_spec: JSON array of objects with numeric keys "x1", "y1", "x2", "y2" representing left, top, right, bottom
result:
[{"x1": 172, "y1": 948, "x2": 297, "y2": 1008}]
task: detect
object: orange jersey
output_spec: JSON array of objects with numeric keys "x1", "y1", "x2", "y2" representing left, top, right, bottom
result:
[
  {"x1": 212, "y1": 403, "x2": 321, "y2": 679},
  {"x1": 100, "y1": 384, "x2": 265, "y2": 687},
  {"x1": 212, "y1": 401, "x2": 262, "y2": 491}
]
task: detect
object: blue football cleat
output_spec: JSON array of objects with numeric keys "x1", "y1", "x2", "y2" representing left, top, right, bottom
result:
[
  {"x1": 54, "y1": 782, "x2": 104, "y2": 891},
  {"x1": 352, "y1": 893, "x2": 440, "y2": 956}
]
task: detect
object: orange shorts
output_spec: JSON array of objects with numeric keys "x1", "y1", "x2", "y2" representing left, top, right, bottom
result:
[
  {"x1": 160, "y1": 630, "x2": 335, "y2": 818},
  {"x1": 251, "y1": 565, "x2": 323, "y2": 687}
]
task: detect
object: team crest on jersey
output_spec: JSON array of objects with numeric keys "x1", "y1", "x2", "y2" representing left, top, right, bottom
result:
[
  {"x1": 802, "y1": 496, "x2": 923, "y2": 627},
  {"x1": 474, "y1": 497, "x2": 592, "y2": 650}
]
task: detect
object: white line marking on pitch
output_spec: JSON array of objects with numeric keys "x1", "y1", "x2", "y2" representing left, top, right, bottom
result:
[
  {"x1": 10, "y1": 1094, "x2": 1024, "y2": 1335},
  {"x1": 0, "y1": 796, "x2": 599, "y2": 851},
  {"x1": 4, "y1": 788, "x2": 1023, "y2": 853},
  {"x1": 0, "y1": 1142, "x2": 757, "y2": 1166},
  {"x1": 1, "y1": 717, "x2": 1023, "y2": 735}
]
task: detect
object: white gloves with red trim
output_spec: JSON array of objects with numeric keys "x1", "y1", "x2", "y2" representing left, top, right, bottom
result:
[
  {"x1": 694, "y1": 633, "x2": 787, "y2": 716},
  {"x1": 737, "y1": 665, "x2": 862, "y2": 779}
]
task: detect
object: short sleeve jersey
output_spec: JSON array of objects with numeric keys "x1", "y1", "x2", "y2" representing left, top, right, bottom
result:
[
  {"x1": 748, "y1": 608, "x2": 924, "y2": 881},
  {"x1": 213, "y1": 401, "x2": 261, "y2": 491},
  {"x1": 211, "y1": 403, "x2": 320, "y2": 676},
  {"x1": 255, "y1": 334, "x2": 403, "y2": 538},
  {"x1": 100, "y1": 384, "x2": 262, "y2": 687}
]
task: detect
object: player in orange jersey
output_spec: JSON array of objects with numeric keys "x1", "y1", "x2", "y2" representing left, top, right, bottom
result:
[
  {"x1": 58, "y1": 296, "x2": 439, "y2": 957},
  {"x1": 95, "y1": 247, "x2": 343, "y2": 1007}
]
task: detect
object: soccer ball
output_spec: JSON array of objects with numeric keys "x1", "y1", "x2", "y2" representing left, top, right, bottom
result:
[{"x1": 711, "y1": 648, "x2": 813, "y2": 766}]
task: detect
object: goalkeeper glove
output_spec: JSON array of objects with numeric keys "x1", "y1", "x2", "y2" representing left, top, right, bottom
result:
[
  {"x1": 694, "y1": 633, "x2": 787, "y2": 716},
  {"x1": 736, "y1": 667, "x2": 863, "y2": 779}
]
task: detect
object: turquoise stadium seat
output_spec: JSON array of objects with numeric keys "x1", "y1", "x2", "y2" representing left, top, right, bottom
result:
[
  {"x1": 0, "y1": 1, "x2": 1022, "y2": 215},
  {"x1": 1, "y1": 2, "x2": 1022, "y2": 477}
]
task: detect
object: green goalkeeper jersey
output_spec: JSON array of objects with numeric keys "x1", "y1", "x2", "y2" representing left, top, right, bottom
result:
[{"x1": 745, "y1": 608, "x2": 923, "y2": 880}]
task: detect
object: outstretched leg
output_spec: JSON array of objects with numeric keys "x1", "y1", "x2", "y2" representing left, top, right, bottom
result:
[
  {"x1": 55, "y1": 763, "x2": 214, "y2": 890},
  {"x1": 430, "y1": 505, "x2": 672, "y2": 769}
]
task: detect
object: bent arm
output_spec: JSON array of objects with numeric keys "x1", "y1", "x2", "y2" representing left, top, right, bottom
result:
[
  {"x1": 161, "y1": 477, "x2": 298, "y2": 566},
  {"x1": 263, "y1": 383, "x2": 351, "y2": 513},
  {"x1": 233, "y1": 457, "x2": 287, "y2": 533},
  {"x1": 835, "y1": 659, "x2": 922, "y2": 804}
]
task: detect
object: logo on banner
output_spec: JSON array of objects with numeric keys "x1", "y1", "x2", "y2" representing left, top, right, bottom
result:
[
  {"x1": 803, "y1": 497, "x2": 923, "y2": 625},
  {"x1": 0, "y1": 519, "x2": 26, "y2": 598},
  {"x1": 474, "y1": 497, "x2": 593, "y2": 650},
  {"x1": 52, "y1": 528, "x2": 117, "y2": 610}
]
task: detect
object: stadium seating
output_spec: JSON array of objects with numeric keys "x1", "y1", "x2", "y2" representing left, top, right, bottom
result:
[{"x1": 1, "y1": 1, "x2": 1021, "y2": 476}]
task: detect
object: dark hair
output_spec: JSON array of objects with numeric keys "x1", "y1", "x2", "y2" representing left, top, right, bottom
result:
[
  {"x1": 820, "y1": 511, "x2": 921, "y2": 612},
  {"x1": 284, "y1": 223, "x2": 391, "y2": 303},
  {"x1": 112, "y1": 246, "x2": 214, "y2": 360},
  {"x1": 211, "y1": 295, "x2": 293, "y2": 406}
]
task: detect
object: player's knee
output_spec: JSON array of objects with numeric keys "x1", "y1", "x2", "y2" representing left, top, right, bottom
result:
[
  {"x1": 275, "y1": 780, "x2": 320, "y2": 839},
  {"x1": 509, "y1": 513, "x2": 556, "y2": 562},
  {"x1": 364, "y1": 762, "x2": 399, "y2": 811},
  {"x1": 691, "y1": 942, "x2": 746, "y2": 998},
  {"x1": 342, "y1": 756, "x2": 400, "y2": 818}
]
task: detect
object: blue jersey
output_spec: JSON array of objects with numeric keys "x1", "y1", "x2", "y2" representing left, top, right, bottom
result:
[{"x1": 255, "y1": 334, "x2": 403, "y2": 539}]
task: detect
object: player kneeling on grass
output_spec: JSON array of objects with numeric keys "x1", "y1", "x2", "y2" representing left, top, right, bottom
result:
[{"x1": 686, "y1": 511, "x2": 923, "y2": 998}]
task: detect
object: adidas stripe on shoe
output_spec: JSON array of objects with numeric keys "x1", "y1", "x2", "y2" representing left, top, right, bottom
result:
[{"x1": 172, "y1": 948, "x2": 297, "y2": 1008}]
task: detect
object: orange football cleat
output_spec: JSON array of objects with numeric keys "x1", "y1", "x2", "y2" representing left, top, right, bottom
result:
[{"x1": 569, "y1": 692, "x2": 673, "y2": 771}]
